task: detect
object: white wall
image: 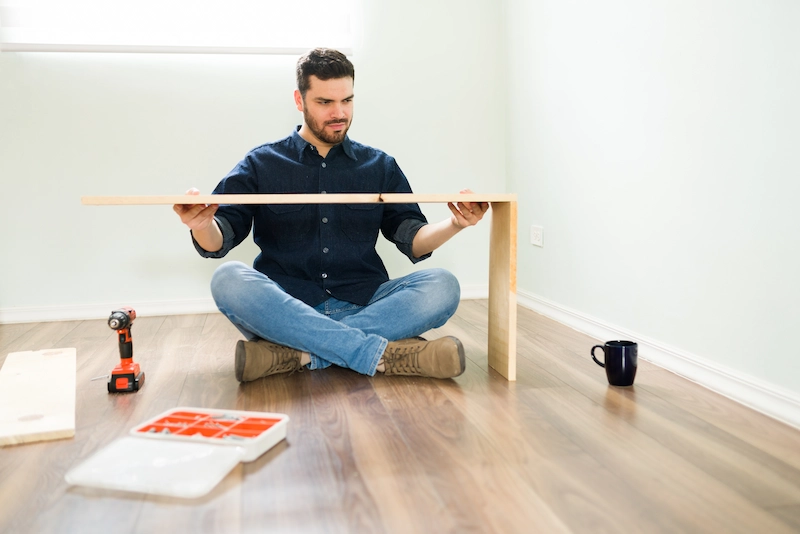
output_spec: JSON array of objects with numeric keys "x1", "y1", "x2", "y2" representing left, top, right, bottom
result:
[
  {"x1": 506, "y1": 0, "x2": 800, "y2": 404},
  {"x1": 3, "y1": 0, "x2": 798, "y2": 421},
  {"x1": 0, "y1": 0, "x2": 506, "y2": 319}
]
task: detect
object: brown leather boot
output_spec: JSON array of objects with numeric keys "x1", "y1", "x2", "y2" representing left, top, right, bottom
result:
[
  {"x1": 381, "y1": 336, "x2": 466, "y2": 379},
  {"x1": 235, "y1": 339, "x2": 304, "y2": 382}
]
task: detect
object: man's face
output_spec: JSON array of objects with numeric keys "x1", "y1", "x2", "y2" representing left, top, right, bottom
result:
[{"x1": 295, "y1": 75, "x2": 354, "y2": 147}]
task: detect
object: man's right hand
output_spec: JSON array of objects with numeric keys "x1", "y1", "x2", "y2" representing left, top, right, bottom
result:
[
  {"x1": 173, "y1": 188, "x2": 218, "y2": 231},
  {"x1": 173, "y1": 188, "x2": 223, "y2": 252}
]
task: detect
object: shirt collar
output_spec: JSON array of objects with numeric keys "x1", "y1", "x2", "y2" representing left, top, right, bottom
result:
[{"x1": 291, "y1": 126, "x2": 358, "y2": 162}]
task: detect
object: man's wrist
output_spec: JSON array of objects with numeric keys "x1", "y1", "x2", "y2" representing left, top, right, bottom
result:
[{"x1": 191, "y1": 220, "x2": 223, "y2": 252}]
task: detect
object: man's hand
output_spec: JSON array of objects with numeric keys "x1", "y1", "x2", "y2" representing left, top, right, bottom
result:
[
  {"x1": 173, "y1": 188, "x2": 223, "y2": 252},
  {"x1": 173, "y1": 188, "x2": 219, "y2": 231},
  {"x1": 412, "y1": 189, "x2": 491, "y2": 258},
  {"x1": 447, "y1": 189, "x2": 489, "y2": 229}
]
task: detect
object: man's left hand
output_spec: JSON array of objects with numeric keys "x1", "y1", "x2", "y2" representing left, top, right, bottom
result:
[{"x1": 448, "y1": 189, "x2": 489, "y2": 228}]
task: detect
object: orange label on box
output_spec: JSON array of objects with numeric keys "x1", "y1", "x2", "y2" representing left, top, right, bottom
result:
[{"x1": 134, "y1": 409, "x2": 280, "y2": 441}]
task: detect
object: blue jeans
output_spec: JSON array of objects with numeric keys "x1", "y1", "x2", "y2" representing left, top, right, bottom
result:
[{"x1": 210, "y1": 261, "x2": 460, "y2": 376}]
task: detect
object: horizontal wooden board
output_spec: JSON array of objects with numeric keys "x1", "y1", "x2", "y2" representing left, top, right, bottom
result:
[
  {"x1": 0, "y1": 348, "x2": 76, "y2": 446},
  {"x1": 81, "y1": 193, "x2": 517, "y2": 206}
]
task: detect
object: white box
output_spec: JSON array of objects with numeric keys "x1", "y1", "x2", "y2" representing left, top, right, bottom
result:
[{"x1": 65, "y1": 407, "x2": 289, "y2": 498}]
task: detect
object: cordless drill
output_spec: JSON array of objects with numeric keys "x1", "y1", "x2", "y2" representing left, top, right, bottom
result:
[{"x1": 107, "y1": 307, "x2": 145, "y2": 393}]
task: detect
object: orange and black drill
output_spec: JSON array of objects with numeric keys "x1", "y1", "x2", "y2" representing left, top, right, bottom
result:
[{"x1": 107, "y1": 307, "x2": 145, "y2": 393}]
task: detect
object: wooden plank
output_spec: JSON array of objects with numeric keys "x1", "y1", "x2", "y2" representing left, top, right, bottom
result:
[
  {"x1": 374, "y1": 370, "x2": 571, "y2": 532},
  {"x1": 380, "y1": 193, "x2": 516, "y2": 203},
  {"x1": 524, "y1": 387, "x2": 799, "y2": 533},
  {"x1": 0, "y1": 323, "x2": 38, "y2": 355},
  {"x1": 487, "y1": 201, "x2": 517, "y2": 380},
  {"x1": 0, "y1": 348, "x2": 76, "y2": 446},
  {"x1": 80, "y1": 193, "x2": 517, "y2": 205}
]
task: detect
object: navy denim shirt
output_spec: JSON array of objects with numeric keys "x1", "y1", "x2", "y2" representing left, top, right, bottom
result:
[{"x1": 194, "y1": 128, "x2": 430, "y2": 307}]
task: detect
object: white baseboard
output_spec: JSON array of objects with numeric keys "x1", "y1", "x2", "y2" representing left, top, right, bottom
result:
[
  {"x1": 0, "y1": 287, "x2": 493, "y2": 324},
  {"x1": 516, "y1": 290, "x2": 800, "y2": 430},
  {"x1": 8, "y1": 289, "x2": 797, "y2": 430},
  {"x1": 459, "y1": 285, "x2": 489, "y2": 300},
  {"x1": 0, "y1": 298, "x2": 220, "y2": 324}
]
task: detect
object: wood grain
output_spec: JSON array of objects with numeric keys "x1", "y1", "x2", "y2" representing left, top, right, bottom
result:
[
  {"x1": 487, "y1": 200, "x2": 517, "y2": 380},
  {"x1": 1, "y1": 302, "x2": 799, "y2": 533},
  {"x1": 81, "y1": 193, "x2": 517, "y2": 205}
]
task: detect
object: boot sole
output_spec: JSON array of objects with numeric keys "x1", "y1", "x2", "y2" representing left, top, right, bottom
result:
[
  {"x1": 450, "y1": 336, "x2": 467, "y2": 377},
  {"x1": 234, "y1": 340, "x2": 246, "y2": 382}
]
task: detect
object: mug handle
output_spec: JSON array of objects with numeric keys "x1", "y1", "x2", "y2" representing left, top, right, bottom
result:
[{"x1": 591, "y1": 345, "x2": 605, "y2": 368}]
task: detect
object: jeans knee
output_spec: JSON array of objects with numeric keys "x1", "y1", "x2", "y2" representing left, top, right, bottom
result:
[
  {"x1": 428, "y1": 268, "x2": 460, "y2": 316},
  {"x1": 210, "y1": 261, "x2": 248, "y2": 305}
]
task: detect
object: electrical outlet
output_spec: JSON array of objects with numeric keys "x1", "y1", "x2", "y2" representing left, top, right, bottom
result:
[{"x1": 530, "y1": 225, "x2": 543, "y2": 247}]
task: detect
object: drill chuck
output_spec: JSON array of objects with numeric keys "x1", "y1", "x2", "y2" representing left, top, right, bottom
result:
[{"x1": 108, "y1": 309, "x2": 133, "y2": 330}]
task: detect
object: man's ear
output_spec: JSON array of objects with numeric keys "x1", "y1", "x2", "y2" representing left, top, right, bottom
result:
[{"x1": 294, "y1": 90, "x2": 304, "y2": 112}]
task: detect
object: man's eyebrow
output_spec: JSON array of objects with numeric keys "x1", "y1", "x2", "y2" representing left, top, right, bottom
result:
[{"x1": 314, "y1": 95, "x2": 354, "y2": 102}]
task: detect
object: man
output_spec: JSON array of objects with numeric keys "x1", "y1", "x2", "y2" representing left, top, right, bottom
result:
[{"x1": 174, "y1": 48, "x2": 488, "y2": 382}]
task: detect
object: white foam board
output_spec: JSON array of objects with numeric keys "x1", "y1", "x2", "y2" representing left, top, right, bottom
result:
[{"x1": 0, "y1": 348, "x2": 76, "y2": 446}]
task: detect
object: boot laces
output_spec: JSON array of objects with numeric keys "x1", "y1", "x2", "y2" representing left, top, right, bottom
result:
[
  {"x1": 266, "y1": 346, "x2": 304, "y2": 375},
  {"x1": 383, "y1": 345, "x2": 424, "y2": 375}
]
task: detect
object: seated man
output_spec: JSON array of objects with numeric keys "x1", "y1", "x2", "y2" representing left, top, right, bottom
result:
[{"x1": 174, "y1": 48, "x2": 488, "y2": 382}]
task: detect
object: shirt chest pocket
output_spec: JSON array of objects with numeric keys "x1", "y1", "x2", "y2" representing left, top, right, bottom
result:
[
  {"x1": 340, "y1": 204, "x2": 383, "y2": 242},
  {"x1": 263, "y1": 204, "x2": 315, "y2": 246}
]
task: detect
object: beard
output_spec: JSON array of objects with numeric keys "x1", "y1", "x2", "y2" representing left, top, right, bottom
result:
[{"x1": 303, "y1": 108, "x2": 351, "y2": 145}]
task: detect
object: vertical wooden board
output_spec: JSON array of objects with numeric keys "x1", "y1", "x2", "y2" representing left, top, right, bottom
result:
[
  {"x1": 488, "y1": 201, "x2": 518, "y2": 380},
  {"x1": 0, "y1": 348, "x2": 76, "y2": 446}
]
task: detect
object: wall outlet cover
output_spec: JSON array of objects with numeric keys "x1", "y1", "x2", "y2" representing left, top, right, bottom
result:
[{"x1": 530, "y1": 225, "x2": 543, "y2": 247}]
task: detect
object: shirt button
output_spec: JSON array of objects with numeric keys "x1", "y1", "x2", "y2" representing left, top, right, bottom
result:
[
  {"x1": 321, "y1": 273, "x2": 328, "y2": 279},
  {"x1": 323, "y1": 247, "x2": 329, "y2": 253},
  {"x1": 321, "y1": 190, "x2": 327, "y2": 194},
  {"x1": 321, "y1": 162, "x2": 327, "y2": 168},
  {"x1": 322, "y1": 217, "x2": 328, "y2": 223}
]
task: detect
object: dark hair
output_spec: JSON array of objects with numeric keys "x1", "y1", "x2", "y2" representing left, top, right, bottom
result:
[{"x1": 296, "y1": 48, "x2": 355, "y2": 97}]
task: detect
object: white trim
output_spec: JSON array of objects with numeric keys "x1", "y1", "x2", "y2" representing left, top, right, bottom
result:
[
  {"x1": 459, "y1": 285, "x2": 489, "y2": 300},
  {"x1": 0, "y1": 288, "x2": 491, "y2": 324},
  {"x1": 0, "y1": 43, "x2": 353, "y2": 55},
  {"x1": 0, "y1": 299, "x2": 219, "y2": 324},
  {"x1": 516, "y1": 290, "x2": 800, "y2": 430},
  {"x1": 16, "y1": 289, "x2": 797, "y2": 430},
  {"x1": 12, "y1": 290, "x2": 799, "y2": 428}
]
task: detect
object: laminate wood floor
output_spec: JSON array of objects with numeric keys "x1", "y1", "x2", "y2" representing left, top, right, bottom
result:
[{"x1": 1, "y1": 301, "x2": 799, "y2": 533}]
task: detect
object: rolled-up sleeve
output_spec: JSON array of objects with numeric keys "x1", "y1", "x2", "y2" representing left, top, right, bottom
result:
[
  {"x1": 393, "y1": 218, "x2": 431, "y2": 263},
  {"x1": 192, "y1": 215, "x2": 238, "y2": 258}
]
